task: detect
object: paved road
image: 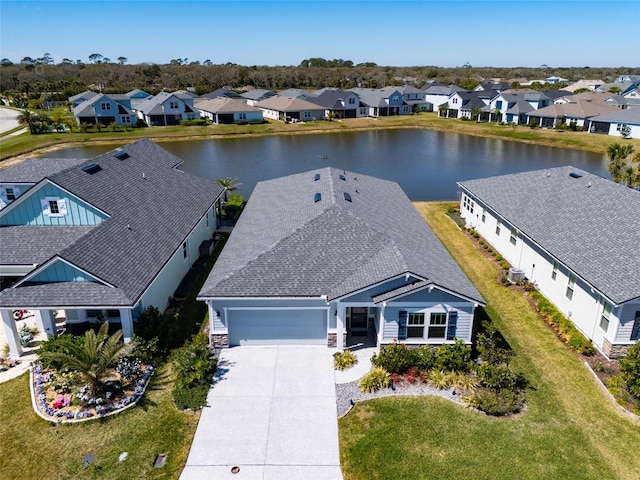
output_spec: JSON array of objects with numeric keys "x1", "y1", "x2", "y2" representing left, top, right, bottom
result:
[
  {"x1": 0, "y1": 107, "x2": 20, "y2": 134},
  {"x1": 180, "y1": 346, "x2": 343, "y2": 480}
]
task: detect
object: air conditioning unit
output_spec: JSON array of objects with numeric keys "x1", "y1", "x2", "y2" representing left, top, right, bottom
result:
[{"x1": 507, "y1": 268, "x2": 526, "y2": 283}]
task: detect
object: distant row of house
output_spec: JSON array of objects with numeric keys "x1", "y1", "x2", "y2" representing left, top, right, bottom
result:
[{"x1": 69, "y1": 75, "x2": 640, "y2": 138}]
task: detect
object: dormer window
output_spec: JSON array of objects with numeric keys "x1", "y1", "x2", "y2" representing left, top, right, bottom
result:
[
  {"x1": 100, "y1": 103, "x2": 111, "y2": 111},
  {"x1": 170, "y1": 101, "x2": 179, "y2": 109},
  {"x1": 5, "y1": 188, "x2": 15, "y2": 201},
  {"x1": 41, "y1": 197, "x2": 67, "y2": 217}
]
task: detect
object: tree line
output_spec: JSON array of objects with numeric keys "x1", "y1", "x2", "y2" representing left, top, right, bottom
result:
[{"x1": 1, "y1": 55, "x2": 636, "y2": 107}]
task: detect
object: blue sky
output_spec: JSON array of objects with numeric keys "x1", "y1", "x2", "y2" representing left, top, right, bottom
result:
[{"x1": 1, "y1": 0, "x2": 638, "y2": 67}]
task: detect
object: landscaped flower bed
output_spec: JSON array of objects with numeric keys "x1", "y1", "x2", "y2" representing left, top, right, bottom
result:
[{"x1": 30, "y1": 362, "x2": 155, "y2": 422}]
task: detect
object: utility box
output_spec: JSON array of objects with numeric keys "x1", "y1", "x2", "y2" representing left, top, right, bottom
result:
[{"x1": 507, "y1": 268, "x2": 526, "y2": 283}]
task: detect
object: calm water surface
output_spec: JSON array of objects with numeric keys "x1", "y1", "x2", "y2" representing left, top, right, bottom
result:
[{"x1": 45, "y1": 129, "x2": 608, "y2": 201}]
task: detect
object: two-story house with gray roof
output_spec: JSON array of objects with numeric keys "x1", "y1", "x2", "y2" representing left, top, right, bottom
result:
[
  {"x1": 72, "y1": 93, "x2": 137, "y2": 127},
  {"x1": 349, "y1": 88, "x2": 407, "y2": 117},
  {"x1": 0, "y1": 139, "x2": 225, "y2": 359},
  {"x1": 136, "y1": 91, "x2": 200, "y2": 126},
  {"x1": 458, "y1": 167, "x2": 640, "y2": 358},
  {"x1": 198, "y1": 168, "x2": 484, "y2": 350}
]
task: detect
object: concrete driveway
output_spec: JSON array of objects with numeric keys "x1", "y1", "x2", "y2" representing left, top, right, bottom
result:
[{"x1": 180, "y1": 346, "x2": 343, "y2": 480}]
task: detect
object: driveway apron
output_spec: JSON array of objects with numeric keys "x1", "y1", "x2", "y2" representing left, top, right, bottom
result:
[{"x1": 180, "y1": 346, "x2": 343, "y2": 480}]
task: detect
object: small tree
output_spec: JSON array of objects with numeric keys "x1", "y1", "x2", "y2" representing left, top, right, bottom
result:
[
  {"x1": 17, "y1": 109, "x2": 38, "y2": 134},
  {"x1": 619, "y1": 342, "x2": 640, "y2": 399},
  {"x1": 607, "y1": 143, "x2": 640, "y2": 188},
  {"x1": 39, "y1": 323, "x2": 134, "y2": 396},
  {"x1": 619, "y1": 124, "x2": 631, "y2": 140},
  {"x1": 216, "y1": 177, "x2": 241, "y2": 202}
]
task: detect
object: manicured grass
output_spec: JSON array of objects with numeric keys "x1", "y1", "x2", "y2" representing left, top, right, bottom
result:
[
  {"x1": 338, "y1": 202, "x2": 640, "y2": 480},
  {"x1": 3, "y1": 112, "x2": 639, "y2": 163}
]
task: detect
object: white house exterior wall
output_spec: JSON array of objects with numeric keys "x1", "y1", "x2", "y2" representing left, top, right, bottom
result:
[
  {"x1": 607, "y1": 122, "x2": 640, "y2": 139},
  {"x1": 459, "y1": 194, "x2": 633, "y2": 356},
  {"x1": 423, "y1": 94, "x2": 450, "y2": 110}
]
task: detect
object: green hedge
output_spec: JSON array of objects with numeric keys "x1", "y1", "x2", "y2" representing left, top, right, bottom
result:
[{"x1": 529, "y1": 291, "x2": 595, "y2": 355}]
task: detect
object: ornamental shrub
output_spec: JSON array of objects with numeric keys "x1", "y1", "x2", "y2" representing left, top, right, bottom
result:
[
  {"x1": 333, "y1": 350, "x2": 358, "y2": 370},
  {"x1": 371, "y1": 343, "x2": 419, "y2": 374},
  {"x1": 434, "y1": 339, "x2": 472, "y2": 372},
  {"x1": 358, "y1": 367, "x2": 390, "y2": 393},
  {"x1": 620, "y1": 342, "x2": 640, "y2": 399},
  {"x1": 172, "y1": 333, "x2": 217, "y2": 410}
]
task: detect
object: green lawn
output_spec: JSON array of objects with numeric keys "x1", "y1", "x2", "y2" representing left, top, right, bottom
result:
[{"x1": 338, "y1": 202, "x2": 640, "y2": 480}]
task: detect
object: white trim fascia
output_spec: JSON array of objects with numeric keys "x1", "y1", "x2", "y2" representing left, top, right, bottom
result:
[
  {"x1": 198, "y1": 295, "x2": 325, "y2": 301},
  {"x1": 458, "y1": 184, "x2": 618, "y2": 306},
  {"x1": 13, "y1": 255, "x2": 114, "y2": 288},
  {"x1": 331, "y1": 273, "x2": 426, "y2": 302},
  {"x1": 226, "y1": 306, "x2": 329, "y2": 311}
]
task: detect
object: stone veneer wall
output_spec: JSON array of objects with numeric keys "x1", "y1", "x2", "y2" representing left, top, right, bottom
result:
[
  {"x1": 211, "y1": 333, "x2": 228, "y2": 348},
  {"x1": 602, "y1": 339, "x2": 631, "y2": 359},
  {"x1": 327, "y1": 332, "x2": 348, "y2": 348}
]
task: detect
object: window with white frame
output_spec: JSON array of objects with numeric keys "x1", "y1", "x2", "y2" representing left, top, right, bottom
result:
[
  {"x1": 360, "y1": 108, "x2": 367, "y2": 115},
  {"x1": 510, "y1": 228, "x2": 517, "y2": 246},
  {"x1": 551, "y1": 261, "x2": 558, "y2": 281},
  {"x1": 304, "y1": 111, "x2": 312, "y2": 119},
  {"x1": 599, "y1": 301, "x2": 612, "y2": 332},
  {"x1": 495, "y1": 218, "x2": 502, "y2": 236},
  {"x1": 481, "y1": 208, "x2": 486, "y2": 223},
  {"x1": 169, "y1": 101, "x2": 179, "y2": 109},
  {"x1": 348, "y1": 97, "x2": 355, "y2": 104},
  {"x1": 566, "y1": 274, "x2": 576, "y2": 300},
  {"x1": 100, "y1": 103, "x2": 111, "y2": 111},
  {"x1": 408, "y1": 312, "x2": 425, "y2": 338},
  {"x1": 5, "y1": 188, "x2": 15, "y2": 201},
  {"x1": 462, "y1": 195, "x2": 474, "y2": 214},
  {"x1": 238, "y1": 113, "x2": 246, "y2": 120},
  {"x1": 41, "y1": 197, "x2": 67, "y2": 217},
  {"x1": 121, "y1": 116, "x2": 131, "y2": 124},
  {"x1": 428, "y1": 312, "x2": 447, "y2": 338}
]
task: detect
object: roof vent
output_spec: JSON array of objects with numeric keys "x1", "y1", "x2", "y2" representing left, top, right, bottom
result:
[
  {"x1": 81, "y1": 163, "x2": 102, "y2": 174},
  {"x1": 569, "y1": 172, "x2": 583, "y2": 179},
  {"x1": 114, "y1": 150, "x2": 129, "y2": 160},
  {"x1": 339, "y1": 174, "x2": 346, "y2": 181},
  {"x1": 314, "y1": 192, "x2": 321, "y2": 203},
  {"x1": 343, "y1": 192, "x2": 352, "y2": 202},
  {"x1": 314, "y1": 173, "x2": 320, "y2": 181}
]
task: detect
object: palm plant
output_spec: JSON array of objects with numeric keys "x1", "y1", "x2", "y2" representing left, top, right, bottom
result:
[
  {"x1": 16, "y1": 109, "x2": 38, "y2": 134},
  {"x1": 607, "y1": 143, "x2": 638, "y2": 187},
  {"x1": 216, "y1": 177, "x2": 241, "y2": 201},
  {"x1": 38, "y1": 322, "x2": 134, "y2": 396}
]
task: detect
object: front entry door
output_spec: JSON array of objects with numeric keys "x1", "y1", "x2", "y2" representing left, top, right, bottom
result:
[{"x1": 349, "y1": 307, "x2": 369, "y2": 336}]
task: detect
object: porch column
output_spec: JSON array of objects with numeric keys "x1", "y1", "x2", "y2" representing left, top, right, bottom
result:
[
  {"x1": 119, "y1": 309, "x2": 133, "y2": 344},
  {"x1": 33, "y1": 309, "x2": 56, "y2": 338},
  {"x1": 336, "y1": 305, "x2": 345, "y2": 351},
  {"x1": 378, "y1": 304, "x2": 386, "y2": 345},
  {"x1": 1, "y1": 309, "x2": 23, "y2": 359},
  {"x1": 207, "y1": 302, "x2": 216, "y2": 333}
]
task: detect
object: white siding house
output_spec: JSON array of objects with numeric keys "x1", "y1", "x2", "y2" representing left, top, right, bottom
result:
[{"x1": 458, "y1": 167, "x2": 640, "y2": 358}]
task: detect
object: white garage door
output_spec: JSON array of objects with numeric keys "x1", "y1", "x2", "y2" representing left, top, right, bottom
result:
[{"x1": 228, "y1": 309, "x2": 327, "y2": 346}]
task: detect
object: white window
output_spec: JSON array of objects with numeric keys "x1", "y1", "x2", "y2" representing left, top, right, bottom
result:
[
  {"x1": 170, "y1": 101, "x2": 179, "y2": 109},
  {"x1": 551, "y1": 262, "x2": 558, "y2": 281},
  {"x1": 41, "y1": 197, "x2": 67, "y2": 217},
  {"x1": 5, "y1": 188, "x2": 15, "y2": 201},
  {"x1": 408, "y1": 312, "x2": 425, "y2": 338},
  {"x1": 348, "y1": 97, "x2": 355, "y2": 105},
  {"x1": 100, "y1": 103, "x2": 111, "y2": 111},
  {"x1": 120, "y1": 116, "x2": 131, "y2": 124},
  {"x1": 600, "y1": 302, "x2": 612, "y2": 332},
  {"x1": 510, "y1": 228, "x2": 517, "y2": 246},
  {"x1": 481, "y1": 208, "x2": 486, "y2": 223},
  {"x1": 238, "y1": 113, "x2": 247, "y2": 120},
  {"x1": 428, "y1": 313, "x2": 447, "y2": 339},
  {"x1": 304, "y1": 111, "x2": 312, "y2": 119},
  {"x1": 496, "y1": 218, "x2": 501, "y2": 236},
  {"x1": 462, "y1": 195, "x2": 474, "y2": 213},
  {"x1": 566, "y1": 274, "x2": 576, "y2": 300}
]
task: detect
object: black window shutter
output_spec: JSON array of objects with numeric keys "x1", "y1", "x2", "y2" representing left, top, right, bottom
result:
[{"x1": 446, "y1": 311, "x2": 458, "y2": 340}]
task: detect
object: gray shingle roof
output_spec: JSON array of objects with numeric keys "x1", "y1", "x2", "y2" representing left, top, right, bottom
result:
[
  {"x1": 458, "y1": 167, "x2": 640, "y2": 305},
  {"x1": 588, "y1": 108, "x2": 640, "y2": 124},
  {"x1": 0, "y1": 139, "x2": 225, "y2": 308},
  {"x1": 194, "y1": 97, "x2": 262, "y2": 114},
  {"x1": 0, "y1": 157, "x2": 86, "y2": 183},
  {"x1": 199, "y1": 168, "x2": 483, "y2": 304}
]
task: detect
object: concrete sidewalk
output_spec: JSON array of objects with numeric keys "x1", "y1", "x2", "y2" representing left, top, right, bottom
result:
[{"x1": 180, "y1": 346, "x2": 343, "y2": 480}]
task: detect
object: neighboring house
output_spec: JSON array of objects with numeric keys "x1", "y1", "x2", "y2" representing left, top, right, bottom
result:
[
  {"x1": 553, "y1": 91, "x2": 610, "y2": 105},
  {"x1": 125, "y1": 89, "x2": 152, "y2": 110},
  {"x1": 564, "y1": 79, "x2": 603, "y2": 93},
  {"x1": 0, "y1": 158, "x2": 86, "y2": 210},
  {"x1": 527, "y1": 101, "x2": 618, "y2": 128},
  {"x1": 0, "y1": 139, "x2": 225, "y2": 359},
  {"x1": 545, "y1": 76, "x2": 568, "y2": 84},
  {"x1": 136, "y1": 91, "x2": 200, "y2": 125},
  {"x1": 595, "y1": 82, "x2": 639, "y2": 95},
  {"x1": 72, "y1": 93, "x2": 137, "y2": 126},
  {"x1": 305, "y1": 88, "x2": 361, "y2": 118},
  {"x1": 474, "y1": 83, "x2": 510, "y2": 93},
  {"x1": 198, "y1": 168, "x2": 484, "y2": 350},
  {"x1": 278, "y1": 88, "x2": 314, "y2": 99},
  {"x1": 421, "y1": 84, "x2": 467, "y2": 112},
  {"x1": 587, "y1": 108, "x2": 640, "y2": 138},
  {"x1": 68, "y1": 90, "x2": 99, "y2": 109},
  {"x1": 442, "y1": 91, "x2": 486, "y2": 119},
  {"x1": 254, "y1": 95, "x2": 325, "y2": 122},
  {"x1": 200, "y1": 87, "x2": 244, "y2": 100},
  {"x1": 194, "y1": 97, "x2": 264, "y2": 124},
  {"x1": 458, "y1": 167, "x2": 640, "y2": 358},
  {"x1": 384, "y1": 85, "x2": 428, "y2": 112},
  {"x1": 349, "y1": 88, "x2": 408, "y2": 117},
  {"x1": 484, "y1": 90, "x2": 554, "y2": 124},
  {"x1": 240, "y1": 89, "x2": 276, "y2": 106}
]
